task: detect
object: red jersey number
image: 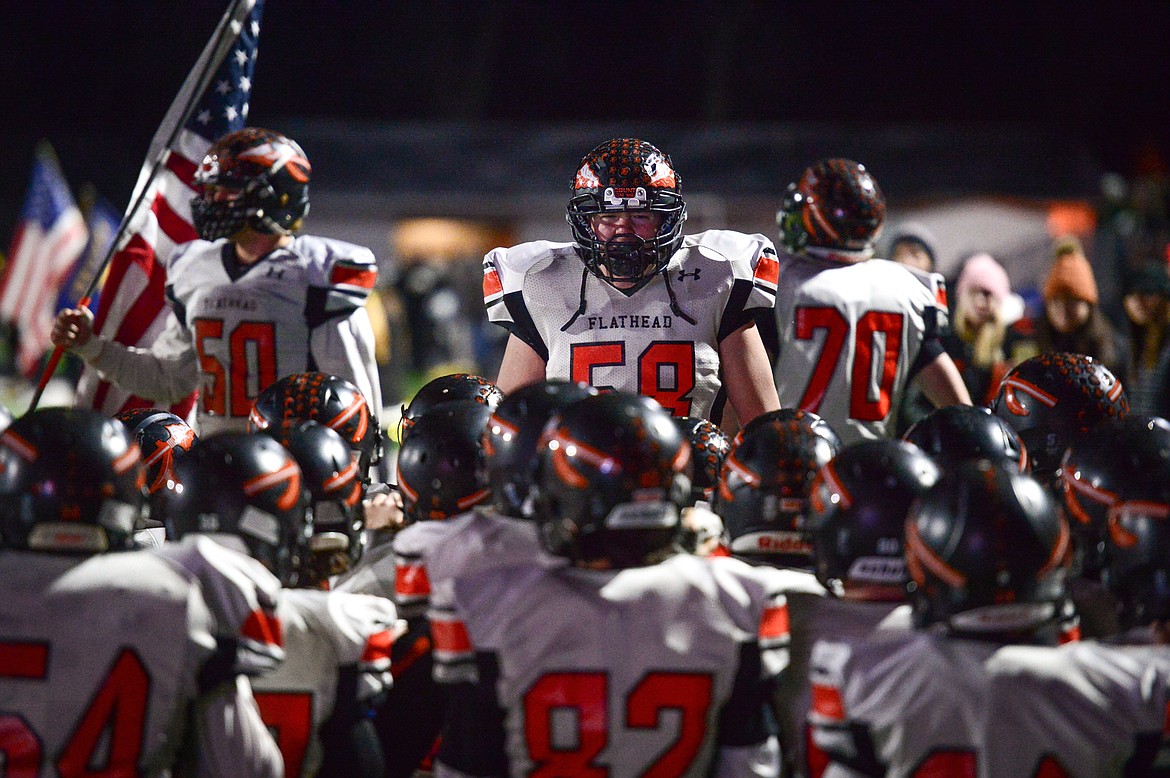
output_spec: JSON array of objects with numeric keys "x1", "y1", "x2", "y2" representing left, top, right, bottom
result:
[
  {"x1": 254, "y1": 691, "x2": 314, "y2": 778},
  {"x1": 795, "y1": 307, "x2": 904, "y2": 422},
  {"x1": 570, "y1": 341, "x2": 696, "y2": 416},
  {"x1": 0, "y1": 641, "x2": 149, "y2": 777},
  {"x1": 523, "y1": 670, "x2": 713, "y2": 776},
  {"x1": 194, "y1": 318, "x2": 278, "y2": 417}
]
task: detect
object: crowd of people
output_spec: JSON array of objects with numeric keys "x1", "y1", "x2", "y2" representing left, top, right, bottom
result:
[{"x1": 3, "y1": 127, "x2": 1170, "y2": 776}]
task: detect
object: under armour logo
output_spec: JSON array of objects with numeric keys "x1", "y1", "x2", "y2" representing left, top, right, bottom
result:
[
  {"x1": 678, "y1": 268, "x2": 701, "y2": 282},
  {"x1": 266, "y1": 266, "x2": 285, "y2": 280}
]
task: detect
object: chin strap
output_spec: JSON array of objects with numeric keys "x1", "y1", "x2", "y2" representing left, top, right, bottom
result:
[{"x1": 560, "y1": 265, "x2": 591, "y2": 332}]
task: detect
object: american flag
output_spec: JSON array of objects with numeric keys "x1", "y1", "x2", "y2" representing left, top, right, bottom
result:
[
  {"x1": 56, "y1": 188, "x2": 121, "y2": 321},
  {"x1": 0, "y1": 143, "x2": 89, "y2": 378},
  {"x1": 75, "y1": 0, "x2": 264, "y2": 418}
]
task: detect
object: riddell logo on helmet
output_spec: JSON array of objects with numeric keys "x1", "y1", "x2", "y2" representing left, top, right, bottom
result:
[
  {"x1": 602, "y1": 187, "x2": 647, "y2": 209},
  {"x1": 730, "y1": 531, "x2": 812, "y2": 555}
]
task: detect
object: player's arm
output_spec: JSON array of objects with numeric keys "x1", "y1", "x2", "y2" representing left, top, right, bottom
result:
[
  {"x1": 53, "y1": 303, "x2": 201, "y2": 402},
  {"x1": 917, "y1": 351, "x2": 972, "y2": 408},
  {"x1": 494, "y1": 333, "x2": 546, "y2": 394},
  {"x1": 720, "y1": 321, "x2": 781, "y2": 427},
  {"x1": 189, "y1": 675, "x2": 284, "y2": 778},
  {"x1": 310, "y1": 304, "x2": 383, "y2": 420}
]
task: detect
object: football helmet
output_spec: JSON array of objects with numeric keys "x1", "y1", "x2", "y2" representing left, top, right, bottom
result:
[
  {"x1": 400, "y1": 372, "x2": 503, "y2": 442},
  {"x1": 249, "y1": 372, "x2": 381, "y2": 479},
  {"x1": 1102, "y1": 481, "x2": 1170, "y2": 630},
  {"x1": 777, "y1": 158, "x2": 885, "y2": 254},
  {"x1": 902, "y1": 404, "x2": 1028, "y2": 473},
  {"x1": 906, "y1": 460, "x2": 1071, "y2": 639},
  {"x1": 190, "y1": 127, "x2": 311, "y2": 241},
  {"x1": 991, "y1": 352, "x2": 1128, "y2": 479},
  {"x1": 566, "y1": 138, "x2": 687, "y2": 291},
  {"x1": 397, "y1": 401, "x2": 494, "y2": 523},
  {"x1": 115, "y1": 408, "x2": 199, "y2": 494},
  {"x1": 481, "y1": 380, "x2": 598, "y2": 518},
  {"x1": 533, "y1": 392, "x2": 691, "y2": 568},
  {"x1": 809, "y1": 439, "x2": 940, "y2": 600},
  {"x1": 161, "y1": 432, "x2": 311, "y2": 587},
  {"x1": 1061, "y1": 415, "x2": 1170, "y2": 580},
  {"x1": 265, "y1": 420, "x2": 365, "y2": 586},
  {"x1": 672, "y1": 416, "x2": 731, "y2": 507},
  {"x1": 715, "y1": 409, "x2": 841, "y2": 568},
  {"x1": 0, "y1": 408, "x2": 146, "y2": 553}
]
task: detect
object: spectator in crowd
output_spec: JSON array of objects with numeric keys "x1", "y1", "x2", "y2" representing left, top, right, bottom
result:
[
  {"x1": 947, "y1": 252, "x2": 1014, "y2": 405},
  {"x1": 1024, "y1": 235, "x2": 1125, "y2": 375},
  {"x1": 1121, "y1": 262, "x2": 1170, "y2": 417},
  {"x1": 884, "y1": 221, "x2": 940, "y2": 274}
]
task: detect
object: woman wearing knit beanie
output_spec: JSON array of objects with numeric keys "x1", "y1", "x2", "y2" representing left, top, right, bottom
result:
[
  {"x1": 1035, "y1": 236, "x2": 1123, "y2": 374},
  {"x1": 946, "y1": 252, "x2": 1013, "y2": 405}
]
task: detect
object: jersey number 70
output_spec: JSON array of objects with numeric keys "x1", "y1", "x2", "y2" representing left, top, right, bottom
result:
[{"x1": 794, "y1": 307, "x2": 905, "y2": 422}]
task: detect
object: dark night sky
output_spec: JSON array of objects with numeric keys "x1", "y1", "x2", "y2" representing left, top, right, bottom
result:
[{"x1": 3, "y1": 1, "x2": 1170, "y2": 237}]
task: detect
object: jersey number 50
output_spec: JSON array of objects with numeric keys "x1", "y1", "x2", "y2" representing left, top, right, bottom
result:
[
  {"x1": 194, "y1": 318, "x2": 278, "y2": 417},
  {"x1": 794, "y1": 307, "x2": 905, "y2": 422},
  {"x1": 524, "y1": 671, "x2": 713, "y2": 777}
]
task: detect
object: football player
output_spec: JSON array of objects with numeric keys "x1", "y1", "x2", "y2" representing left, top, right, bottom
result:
[
  {"x1": 0, "y1": 408, "x2": 283, "y2": 777},
  {"x1": 432, "y1": 391, "x2": 787, "y2": 777},
  {"x1": 809, "y1": 460, "x2": 1170, "y2": 777},
  {"x1": 161, "y1": 431, "x2": 402, "y2": 778},
  {"x1": 114, "y1": 406, "x2": 199, "y2": 548},
  {"x1": 52, "y1": 127, "x2": 381, "y2": 435},
  {"x1": 486, "y1": 137, "x2": 781, "y2": 426},
  {"x1": 772, "y1": 158, "x2": 970, "y2": 445},
  {"x1": 992, "y1": 351, "x2": 1128, "y2": 485},
  {"x1": 398, "y1": 371, "x2": 504, "y2": 442},
  {"x1": 336, "y1": 400, "x2": 495, "y2": 777},
  {"x1": 901, "y1": 402, "x2": 1028, "y2": 472},
  {"x1": 673, "y1": 415, "x2": 731, "y2": 555}
]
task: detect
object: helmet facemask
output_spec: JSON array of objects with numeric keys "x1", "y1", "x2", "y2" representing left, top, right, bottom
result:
[
  {"x1": 190, "y1": 128, "x2": 311, "y2": 241},
  {"x1": 566, "y1": 139, "x2": 687, "y2": 293}
]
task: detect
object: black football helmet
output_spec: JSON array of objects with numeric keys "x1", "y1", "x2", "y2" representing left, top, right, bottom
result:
[
  {"x1": 902, "y1": 404, "x2": 1028, "y2": 473},
  {"x1": 400, "y1": 372, "x2": 503, "y2": 442},
  {"x1": 533, "y1": 392, "x2": 691, "y2": 568},
  {"x1": 249, "y1": 372, "x2": 381, "y2": 480},
  {"x1": 809, "y1": 440, "x2": 940, "y2": 600},
  {"x1": 991, "y1": 352, "x2": 1128, "y2": 479},
  {"x1": 161, "y1": 432, "x2": 312, "y2": 587},
  {"x1": 672, "y1": 417, "x2": 731, "y2": 507},
  {"x1": 777, "y1": 158, "x2": 885, "y2": 254},
  {"x1": 190, "y1": 127, "x2": 311, "y2": 240},
  {"x1": 0, "y1": 408, "x2": 146, "y2": 553},
  {"x1": 265, "y1": 420, "x2": 365, "y2": 586},
  {"x1": 906, "y1": 460, "x2": 1071, "y2": 639},
  {"x1": 715, "y1": 409, "x2": 841, "y2": 568},
  {"x1": 481, "y1": 380, "x2": 598, "y2": 518},
  {"x1": 566, "y1": 138, "x2": 687, "y2": 291},
  {"x1": 1102, "y1": 477, "x2": 1170, "y2": 630},
  {"x1": 398, "y1": 401, "x2": 494, "y2": 523},
  {"x1": 1061, "y1": 415, "x2": 1170, "y2": 581},
  {"x1": 115, "y1": 408, "x2": 199, "y2": 495}
]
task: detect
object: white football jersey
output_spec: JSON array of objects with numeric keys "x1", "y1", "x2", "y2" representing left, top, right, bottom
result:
[
  {"x1": 83, "y1": 234, "x2": 381, "y2": 435},
  {"x1": 0, "y1": 548, "x2": 281, "y2": 777},
  {"x1": 484, "y1": 231, "x2": 779, "y2": 421},
  {"x1": 808, "y1": 632, "x2": 1170, "y2": 777},
  {"x1": 434, "y1": 553, "x2": 789, "y2": 777},
  {"x1": 151, "y1": 534, "x2": 285, "y2": 675},
  {"x1": 773, "y1": 254, "x2": 948, "y2": 445},
  {"x1": 251, "y1": 588, "x2": 402, "y2": 778}
]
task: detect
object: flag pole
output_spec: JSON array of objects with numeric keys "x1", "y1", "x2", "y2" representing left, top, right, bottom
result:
[{"x1": 28, "y1": 0, "x2": 253, "y2": 414}]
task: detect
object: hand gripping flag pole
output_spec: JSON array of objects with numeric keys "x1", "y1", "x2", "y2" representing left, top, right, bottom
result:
[{"x1": 28, "y1": 0, "x2": 261, "y2": 414}]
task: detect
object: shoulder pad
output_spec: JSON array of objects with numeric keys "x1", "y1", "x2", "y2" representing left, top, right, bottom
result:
[{"x1": 483, "y1": 240, "x2": 575, "y2": 300}]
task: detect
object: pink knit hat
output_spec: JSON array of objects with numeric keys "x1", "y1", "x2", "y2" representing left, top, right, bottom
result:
[{"x1": 956, "y1": 253, "x2": 1010, "y2": 303}]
